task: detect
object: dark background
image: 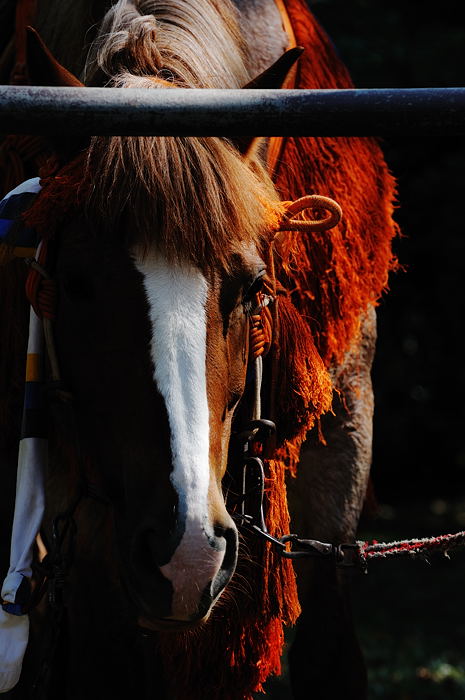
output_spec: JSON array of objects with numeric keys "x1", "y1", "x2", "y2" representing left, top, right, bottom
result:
[
  {"x1": 310, "y1": 0, "x2": 465, "y2": 506},
  {"x1": 270, "y1": 2, "x2": 465, "y2": 698},
  {"x1": 313, "y1": 1, "x2": 465, "y2": 697}
]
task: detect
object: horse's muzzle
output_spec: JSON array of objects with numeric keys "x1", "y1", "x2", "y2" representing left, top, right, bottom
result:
[{"x1": 127, "y1": 520, "x2": 238, "y2": 622}]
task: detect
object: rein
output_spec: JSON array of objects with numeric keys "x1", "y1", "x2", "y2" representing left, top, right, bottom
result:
[{"x1": 232, "y1": 444, "x2": 465, "y2": 572}]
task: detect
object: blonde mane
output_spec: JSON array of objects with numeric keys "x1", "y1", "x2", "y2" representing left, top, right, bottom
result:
[
  {"x1": 84, "y1": 0, "x2": 249, "y2": 88},
  {"x1": 81, "y1": 0, "x2": 282, "y2": 270}
]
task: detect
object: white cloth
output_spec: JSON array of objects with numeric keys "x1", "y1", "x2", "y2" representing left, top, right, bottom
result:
[
  {"x1": 2, "y1": 438, "x2": 47, "y2": 592},
  {"x1": 0, "y1": 611, "x2": 29, "y2": 693},
  {"x1": 0, "y1": 309, "x2": 45, "y2": 693},
  {"x1": 1, "y1": 177, "x2": 41, "y2": 198}
]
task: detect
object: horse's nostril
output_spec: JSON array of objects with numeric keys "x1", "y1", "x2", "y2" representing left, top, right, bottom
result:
[
  {"x1": 210, "y1": 526, "x2": 238, "y2": 600},
  {"x1": 221, "y1": 526, "x2": 238, "y2": 570},
  {"x1": 213, "y1": 524, "x2": 228, "y2": 539}
]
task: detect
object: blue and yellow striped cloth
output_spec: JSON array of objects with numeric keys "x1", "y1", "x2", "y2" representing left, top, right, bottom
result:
[
  {"x1": 1, "y1": 178, "x2": 46, "y2": 694},
  {"x1": 0, "y1": 178, "x2": 41, "y2": 261}
]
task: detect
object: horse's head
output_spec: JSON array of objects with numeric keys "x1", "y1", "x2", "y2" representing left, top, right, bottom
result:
[
  {"x1": 51, "y1": 219, "x2": 270, "y2": 628},
  {"x1": 25, "y1": 26, "x2": 299, "y2": 628}
]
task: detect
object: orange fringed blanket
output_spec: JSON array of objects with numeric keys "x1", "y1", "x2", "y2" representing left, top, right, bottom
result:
[
  {"x1": 276, "y1": 0, "x2": 399, "y2": 367},
  {"x1": 19, "y1": 2, "x2": 398, "y2": 698}
]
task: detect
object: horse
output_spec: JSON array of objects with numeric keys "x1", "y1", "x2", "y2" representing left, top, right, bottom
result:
[{"x1": 0, "y1": 1, "x2": 398, "y2": 698}]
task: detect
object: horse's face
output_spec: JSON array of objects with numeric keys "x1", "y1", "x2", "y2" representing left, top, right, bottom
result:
[{"x1": 53, "y1": 218, "x2": 265, "y2": 627}]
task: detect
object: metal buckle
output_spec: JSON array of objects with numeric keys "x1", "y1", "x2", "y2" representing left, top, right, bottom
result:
[
  {"x1": 232, "y1": 513, "x2": 287, "y2": 553},
  {"x1": 240, "y1": 456, "x2": 267, "y2": 533},
  {"x1": 231, "y1": 419, "x2": 365, "y2": 571},
  {"x1": 237, "y1": 419, "x2": 276, "y2": 459},
  {"x1": 278, "y1": 537, "x2": 362, "y2": 568},
  {"x1": 335, "y1": 543, "x2": 364, "y2": 571},
  {"x1": 279, "y1": 535, "x2": 336, "y2": 560},
  {"x1": 231, "y1": 420, "x2": 277, "y2": 533}
]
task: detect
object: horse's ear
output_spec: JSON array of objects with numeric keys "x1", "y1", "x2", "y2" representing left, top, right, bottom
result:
[
  {"x1": 242, "y1": 47, "x2": 303, "y2": 90},
  {"x1": 234, "y1": 47, "x2": 304, "y2": 158},
  {"x1": 24, "y1": 27, "x2": 88, "y2": 163},
  {"x1": 26, "y1": 26, "x2": 84, "y2": 87}
]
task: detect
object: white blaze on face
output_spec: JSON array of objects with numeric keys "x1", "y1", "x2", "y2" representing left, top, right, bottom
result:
[{"x1": 133, "y1": 253, "x2": 224, "y2": 619}]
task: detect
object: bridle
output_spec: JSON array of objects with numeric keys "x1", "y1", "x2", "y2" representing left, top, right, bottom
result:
[
  {"x1": 22, "y1": 187, "x2": 465, "y2": 587},
  {"x1": 21, "y1": 193, "x2": 346, "y2": 571},
  {"x1": 223, "y1": 195, "x2": 361, "y2": 565},
  {"x1": 24, "y1": 192, "x2": 344, "y2": 526}
]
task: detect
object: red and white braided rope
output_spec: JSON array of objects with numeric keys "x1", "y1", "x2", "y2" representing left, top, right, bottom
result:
[{"x1": 358, "y1": 530, "x2": 465, "y2": 566}]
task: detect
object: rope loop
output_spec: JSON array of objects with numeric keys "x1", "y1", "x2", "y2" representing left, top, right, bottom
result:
[{"x1": 277, "y1": 194, "x2": 342, "y2": 235}]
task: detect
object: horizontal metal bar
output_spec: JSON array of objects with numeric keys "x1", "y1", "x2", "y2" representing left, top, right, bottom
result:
[{"x1": 0, "y1": 86, "x2": 464, "y2": 136}]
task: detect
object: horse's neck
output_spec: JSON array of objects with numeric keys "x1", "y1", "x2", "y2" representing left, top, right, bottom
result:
[{"x1": 232, "y1": 0, "x2": 289, "y2": 74}]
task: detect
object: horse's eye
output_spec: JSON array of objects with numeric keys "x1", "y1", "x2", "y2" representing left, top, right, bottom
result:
[{"x1": 243, "y1": 272, "x2": 265, "y2": 307}]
